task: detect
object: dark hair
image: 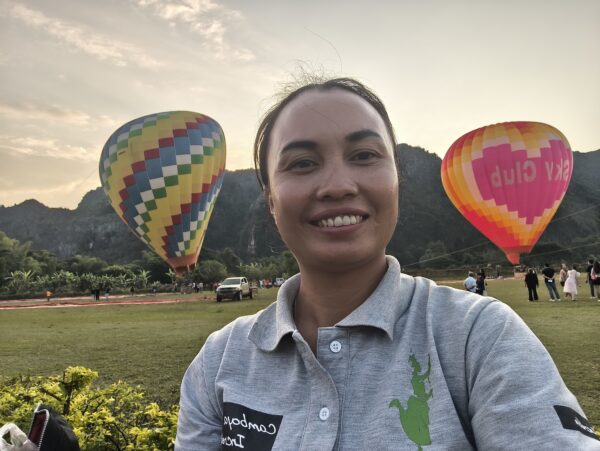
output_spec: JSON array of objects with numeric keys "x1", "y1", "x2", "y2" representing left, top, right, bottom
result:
[
  {"x1": 253, "y1": 77, "x2": 398, "y2": 190},
  {"x1": 593, "y1": 261, "x2": 600, "y2": 273}
]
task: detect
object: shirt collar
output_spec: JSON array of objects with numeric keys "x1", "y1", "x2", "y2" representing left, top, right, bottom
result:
[{"x1": 248, "y1": 256, "x2": 414, "y2": 352}]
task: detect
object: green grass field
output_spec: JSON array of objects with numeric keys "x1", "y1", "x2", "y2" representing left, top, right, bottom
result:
[{"x1": 1, "y1": 278, "x2": 599, "y2": 426}]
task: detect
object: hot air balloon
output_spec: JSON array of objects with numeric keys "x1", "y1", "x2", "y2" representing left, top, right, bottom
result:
[
  {"x1": 441, "y1": 121, "x2": 572, "y2": 264},
  {"x1": 99, "y1": 111, "x2": 226, "y2": 275}
]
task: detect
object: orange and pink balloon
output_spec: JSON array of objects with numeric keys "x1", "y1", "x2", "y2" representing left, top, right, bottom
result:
[
  {"x1": 441, "y1": 121, "x2": 572, "y2": 264},
  {"x1": 99, "y1": 111, "x2": 226, "y2": 275}
]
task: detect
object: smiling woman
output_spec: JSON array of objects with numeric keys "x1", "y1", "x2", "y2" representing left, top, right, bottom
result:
[{"x1": 175, "y1": 78, "x2": 600, "y2": 450}]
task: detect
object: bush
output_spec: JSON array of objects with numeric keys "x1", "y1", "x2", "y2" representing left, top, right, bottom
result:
[{"x1": 0, "y1": 367, "x2": 178, "y2": 450}]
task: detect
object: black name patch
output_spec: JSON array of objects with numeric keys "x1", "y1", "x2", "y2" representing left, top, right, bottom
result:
[
  {"x1": 221, "y1": 402, "x2": 283, "y2": 450},
  {"x1": 554, "y1": 405, "x2": 600, "y2": 442}
]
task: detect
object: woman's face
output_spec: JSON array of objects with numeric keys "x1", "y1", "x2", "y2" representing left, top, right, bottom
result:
[{"x1": 265, "y1": 88, "x2": 399, "y2": 272}]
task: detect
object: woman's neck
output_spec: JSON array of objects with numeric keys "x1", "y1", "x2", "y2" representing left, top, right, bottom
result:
[{"x1": 293, "y1": 254, "x2": 388, "y2": 352}]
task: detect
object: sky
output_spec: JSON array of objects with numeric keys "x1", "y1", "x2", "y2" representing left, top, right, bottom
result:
[{"x1": 1, "y1": 0, "x2": 599, "y2": 209}]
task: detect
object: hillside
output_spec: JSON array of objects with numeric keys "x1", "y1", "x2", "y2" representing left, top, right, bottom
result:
[{"x1": 1, "y1": 145, "x2": 599, "y2": 266}]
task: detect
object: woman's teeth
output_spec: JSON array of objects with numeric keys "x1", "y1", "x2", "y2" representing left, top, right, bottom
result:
[{"x1": 317, "y1": 215, "x2": 364, "y2": 228}]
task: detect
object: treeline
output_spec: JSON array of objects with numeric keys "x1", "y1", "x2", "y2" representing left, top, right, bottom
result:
[{"x1": 0, "y1": 230, "x2": 297, "y2": 298}]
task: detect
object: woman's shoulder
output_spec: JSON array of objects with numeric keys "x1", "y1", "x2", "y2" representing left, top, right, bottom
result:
[
  {"x1": 406, "y1": 274, "x2": 506, "y2": 324},
  {"x1": 201, "y1": 304, "x2": 275, "y2": 355}
]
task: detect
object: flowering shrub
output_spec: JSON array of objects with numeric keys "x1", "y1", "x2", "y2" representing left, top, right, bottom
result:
[{"x1": 0, "y1": 367, "x2": 178, "y2": 450}]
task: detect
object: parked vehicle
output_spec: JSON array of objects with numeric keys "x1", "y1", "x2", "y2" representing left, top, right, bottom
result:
[{"x1": 216, "y1": 277, "x2": 252, "y2": 302}]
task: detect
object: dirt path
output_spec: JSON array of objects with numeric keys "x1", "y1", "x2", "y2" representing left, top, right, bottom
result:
[{"x1": 0, "y1": 294, "x2": 215, "y2": 310}]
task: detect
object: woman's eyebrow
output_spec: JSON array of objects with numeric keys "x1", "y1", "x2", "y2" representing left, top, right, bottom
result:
[
  {"x1": 345, "y1": 129, "x2": 382, "y2": 142},
  {"x1": 281, "y1": 140, "x2": 317, "y2": 153}
]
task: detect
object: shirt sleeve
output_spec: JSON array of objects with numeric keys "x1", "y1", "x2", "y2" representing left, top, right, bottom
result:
[
  {"x1": 175, "y1": 336, "x2": 222, "y2": 451},
  {"x1": 466, "y1": 301, "x2": 600, "y2": 449}
]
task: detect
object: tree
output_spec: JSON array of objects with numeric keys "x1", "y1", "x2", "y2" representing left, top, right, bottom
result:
[
  {"x1": 194, "y1": 260, "x2": 227, "y2": 284},
  {"x1": 62, "y1": 255, "x2": 108, "y2": 275},
  {"x1": 29, "y1": 249, "x2": 59, "y2": 276},
  {"x1": 135, "y1": 270, "x2": 151, "y2": 289},
  {"x1": 215, "y1": 248, "x2": 241, "y2": 275},
  {"x1": 0, "y1": 231, "x2": 39, "y2": 287},
  {"x1": 239, "y1": 263, "x2": 262, "y2": 281},
  {"x1": 137, "y1": 251, "x2": 171, "y2": 283},
  {"x1": 418, "y1": 241, "x2": 454, "y2": 269},
  {"x1": 279, "y1": 251, "x2": 299, "y2": 277},
  {"x1": 6, "y1": 270, "x2": 35, "y2": 294}
]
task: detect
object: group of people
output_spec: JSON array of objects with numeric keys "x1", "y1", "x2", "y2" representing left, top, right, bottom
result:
[
  {"x1": 524, "y1": 259, "x2": 600, "y2": 302},
  {"x1": 463, "y1": 268, "x2": 487, "y2": 295}
]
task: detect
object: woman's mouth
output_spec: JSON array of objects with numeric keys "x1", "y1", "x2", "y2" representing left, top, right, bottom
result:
[{"x1": 316, "y1": 215, "x2": 366, "y2": 228}]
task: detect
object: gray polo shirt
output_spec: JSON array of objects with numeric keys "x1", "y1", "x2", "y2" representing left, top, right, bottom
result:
[{"x1": 175, "y1": 256, "x2": 600, "y2": 450}]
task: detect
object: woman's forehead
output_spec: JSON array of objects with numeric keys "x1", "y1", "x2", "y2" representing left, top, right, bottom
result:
[{"x1": 271, "y1": 88, "x2": 389, "y2": 142}]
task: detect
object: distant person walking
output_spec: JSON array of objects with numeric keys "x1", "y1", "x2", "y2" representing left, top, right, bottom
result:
[
  {"x1": 592, "y1": 261, "x2": 600, "y2": 302},
  {"x1": 542, "y1": 263, "x2": 561, "y2": 302},
  {"x1": 46, "y1": 290, "x2": 52, "y2": 302},
  {"x1": 585, "y1": 259, "x2": 595, "y2": 298},
  {"x1": 563, "y1": 264, "x2": 581, "y2": 301},
  {"x1": 524, "y1": 268, "x2": 539, "y2": 302},
  {"x1": 463, "y1": 272, "x2": 477, "y2": 293}
]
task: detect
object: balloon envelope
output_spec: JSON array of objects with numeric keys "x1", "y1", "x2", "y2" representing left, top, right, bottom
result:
[
  {"x1": 441, "y1": 121, "x2": 572, "y2": 264},
  {"x1": 99, "y1": 111, "x2": 226, "y2": 274}
]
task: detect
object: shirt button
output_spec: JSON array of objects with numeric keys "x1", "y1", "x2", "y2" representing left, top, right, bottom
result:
[
  {"x1": 319, "y1": 407, "x2": 330, "y2": 421},
  {"x1": 329, "y1": 340, "x2": 342, "y2": 353}
]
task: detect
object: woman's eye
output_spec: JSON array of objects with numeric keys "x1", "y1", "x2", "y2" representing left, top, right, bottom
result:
[
  {"x1": 288, "y1": 159, "x2": 316, "y2": 170},
  {"x1": 352, "y1": 150, "x2": 377, "y2": 161}
]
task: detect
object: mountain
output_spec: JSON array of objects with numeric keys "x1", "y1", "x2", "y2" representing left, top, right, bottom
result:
[{"x1": 1, "y1": 145, "x2": 599, "y2": 266}]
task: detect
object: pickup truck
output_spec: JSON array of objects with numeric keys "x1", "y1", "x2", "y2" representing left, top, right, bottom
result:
[{"x1": 216, "y1": 277, "x2": 252, "y2": 302}]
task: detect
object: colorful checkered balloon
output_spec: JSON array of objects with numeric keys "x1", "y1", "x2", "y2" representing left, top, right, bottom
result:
[
  {"x1": 441, "y1": 122, "x2": 572, "y2": 264},
  {"x1": 99, "y1": 111, "x2": 226, "y2": 274}
]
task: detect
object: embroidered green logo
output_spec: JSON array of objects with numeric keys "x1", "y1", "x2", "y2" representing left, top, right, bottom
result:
[{"x1": 389, "y1": 353, "x2": 433, "y2": 450}]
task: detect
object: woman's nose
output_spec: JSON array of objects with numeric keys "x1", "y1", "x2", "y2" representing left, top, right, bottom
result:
[{"x1": 315, "y1": 161, "x2": 359, "y2": 200}]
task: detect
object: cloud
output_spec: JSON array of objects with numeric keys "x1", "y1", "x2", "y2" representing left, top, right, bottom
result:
[
  {"x1": 0, "y1": 134, "x2": 98, "y2": 162},
  {"x1": 6, "y1": 2, "x2": 162, "y2": 69},
  {"x1": 134, "y1": 0, "x2": 254, "y2": 61},
  {"x1": 0, "y1": 103, "x2": 118, "y2": 128}
]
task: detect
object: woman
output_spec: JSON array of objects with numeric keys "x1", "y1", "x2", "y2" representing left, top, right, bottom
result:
[
  {"x1": 524, "y1": 268, "x2": 539, "y2": 302},
  {"x1": 563, "y1": 264, "x2": 581, "y2": 301},
  {"x1": 175, "y1": 78, "x2": 599, "y2": 450},
  {"x1": 559, "y1": 263, "x2": 568, "y2": 289}
]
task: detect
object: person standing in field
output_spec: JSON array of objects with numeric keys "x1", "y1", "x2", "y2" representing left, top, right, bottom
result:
[
  {"x1": 524, "y1": 268, "x2": 539, "y2": 302},
  {"x1": 175, "y1": 77, "x2": 600, "y2": 450},
  {"x1": 592, "y1": 261, "x2": 600, "y2": 302},
  {"x1": 463, "y1": 271, "x2": 477, "y2": 293},
  {"x1": 563, "y1": 264, "x2": 581, "y2": 301},
  {"x1": 542, "y1": 263, "x2": 561, "y2": 302},
  {"x1": 475, "y1": 272, "x2": 486, "y2": 295},
  {"x1": 585, "y1": 259, "x2": 595, "y2": 298},
  {"x1": 559, "y1": 263, "x2": 568, "y2": 291}
]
